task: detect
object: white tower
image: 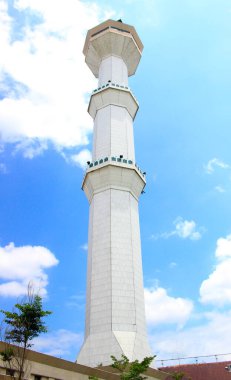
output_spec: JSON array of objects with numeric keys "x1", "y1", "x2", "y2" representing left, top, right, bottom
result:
[{"x1": 77, "y1": 19, "x2": 152, "y2": 367}]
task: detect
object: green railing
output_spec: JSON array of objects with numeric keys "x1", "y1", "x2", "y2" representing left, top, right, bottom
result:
[
  {"x1": 86, "y1": 156, "x2": 146, "y2": 178},
  {"x1": 93, "y1": 83, "x2": 130, "y2": 93}
]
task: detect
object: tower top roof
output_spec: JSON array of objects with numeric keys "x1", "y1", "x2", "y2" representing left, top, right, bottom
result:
[{"x1": 83, "y1": 19, "x2": 144, "y2": 77}]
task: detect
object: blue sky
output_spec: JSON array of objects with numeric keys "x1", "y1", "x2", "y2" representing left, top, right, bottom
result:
[{"x1": 1, "y1": 0, "x2": 231, "y2": 365}]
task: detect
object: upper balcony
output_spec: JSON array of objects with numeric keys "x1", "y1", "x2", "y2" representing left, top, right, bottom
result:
[
  {"x1": 82, "y1": 155, "x2": 146, "y2": 203},
  {"x1": 83, "y1": 19, "x2": 143, "y2": 77}
]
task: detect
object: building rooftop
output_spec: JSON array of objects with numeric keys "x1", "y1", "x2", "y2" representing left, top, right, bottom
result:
[{"x1": 160, "y1": 361, "x2": 231, "y2": 380}]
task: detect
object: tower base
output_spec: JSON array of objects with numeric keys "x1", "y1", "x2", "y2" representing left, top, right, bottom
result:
[{"x1": 77, "y1": 331, "x2": 153, "y2": 368}]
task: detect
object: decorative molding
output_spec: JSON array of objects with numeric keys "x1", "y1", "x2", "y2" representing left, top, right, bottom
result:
[{"x1": 88, "y1": 85, "x2": 139, "y2": 120}]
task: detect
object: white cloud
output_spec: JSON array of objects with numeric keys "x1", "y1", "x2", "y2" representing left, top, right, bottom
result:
[
  {"x1": 144, "y1": 287, "x2": 193, "y2": 327},
  {"x1": 204, "y1": 158, "x2": 230, "y2": 174},
  {"x1": 173, "y1": 218, "x2": 202, "y2": 240},
  {"x1": 169, "y1": 262, "x2": 177, "y2": 269},
  {"x1": 147, "y1": 236, "x2": 231, "y2": 362},
  {"x1": 14, "y1": 139, "x2": 48, "y2": 159},
  {"x1": 0, "y1": 162, "x2": 7, "y2": 173},
  {"x1": 146, "y1": 237, "x2": 231, "y2": 362},
  {"x1": 80, "y1": 243, "x2": 88, "y2": 251},
  {"x1": 151, "y1": 311, "x2": 231, "y2": 363},
  {"x1": 0, "y1": 1, "x2": 11, "y2": 46},
  {"x1": 0, "y1": 281, "x2": 29, "y2": 298},
  {"x1": 66, "y1": 294, "x2": 85, "y2": 309},
  {"x1": 200, "y1": 235, "x2": 231, "y2": 306},
  {"x1": 215, "y1": 185, "x2": 226, "y2": 193},
  {"x1": 0, "y1": 1, "x2": 113, "y2": 159},
  {"x1": 70, "y1": 149, "x2": 92, "y2": 170},
  {"x1": 152, "y1": 217, "x2": 202, "y2": 241},
  {"x1": 33, "y1": 329, "x2": 83, "y2": 358},
  {"x1": 0, "y1": 242, "x2": 59, "y2": 297},
  {"x1": 215, "y1": 235, "x2": 231, "y2": 259}
]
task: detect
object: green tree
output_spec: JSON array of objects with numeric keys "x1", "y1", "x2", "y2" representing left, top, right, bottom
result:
[
  {"x1": 171, "y1": 373, "x2": 183, "y2": 380},
  {"x1": 0, "y1": 288, "x2": 51, "y2": 380},
  {"x1": 111, "y1": 354, "x2": 155, "y2": 380},
  {"x1": 171, "y1": 372, "x2": 189, "y2": 380}
]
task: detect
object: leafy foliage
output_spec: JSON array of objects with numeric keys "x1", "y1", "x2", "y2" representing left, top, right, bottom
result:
[
  {"x1": 0, "y1": 289, "x2": 51, "y2": 380},
  {"x1": 0, "y1": 347, "x2": 14, "y2": 362},
  {"x1": 171, "y1": 372, "x2": 191, "y2": 380},
  {"x1": 111, "y1": 354, "x2": 155, "y2": 380},
  {"x1": 1, "y1": 295, "x2": 51, "y2": 348}
]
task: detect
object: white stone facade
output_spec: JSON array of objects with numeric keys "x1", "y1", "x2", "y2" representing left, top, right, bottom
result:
[
  {"x1": 92, "y1": 105, "x2": 136, "y2": 161},
  {"x1": 98, "y1": 56, "x2": 128, "y2": 87},
  {"x1": 77, "y1": 20, "x2": 152, "y2": 367}
]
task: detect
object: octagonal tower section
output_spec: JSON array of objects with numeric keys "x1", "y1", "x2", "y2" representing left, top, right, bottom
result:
[{"x1": 77, "y1": 20, "x2": 152, "y2": 368}]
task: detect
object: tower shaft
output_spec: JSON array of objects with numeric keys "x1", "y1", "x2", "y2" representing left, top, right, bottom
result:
[{"x1": 77, "y1": 20, "x2": 152, "y2": 367}]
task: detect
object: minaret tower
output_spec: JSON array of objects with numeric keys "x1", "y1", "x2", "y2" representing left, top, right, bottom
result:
[{"x1": 77, "y1": 19, "x2": 152, "y2": 367}]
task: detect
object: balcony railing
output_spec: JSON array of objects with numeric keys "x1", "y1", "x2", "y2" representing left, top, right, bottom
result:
[{"x1": 86, "y1": 156, "x2": 146, "y2": 179}]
